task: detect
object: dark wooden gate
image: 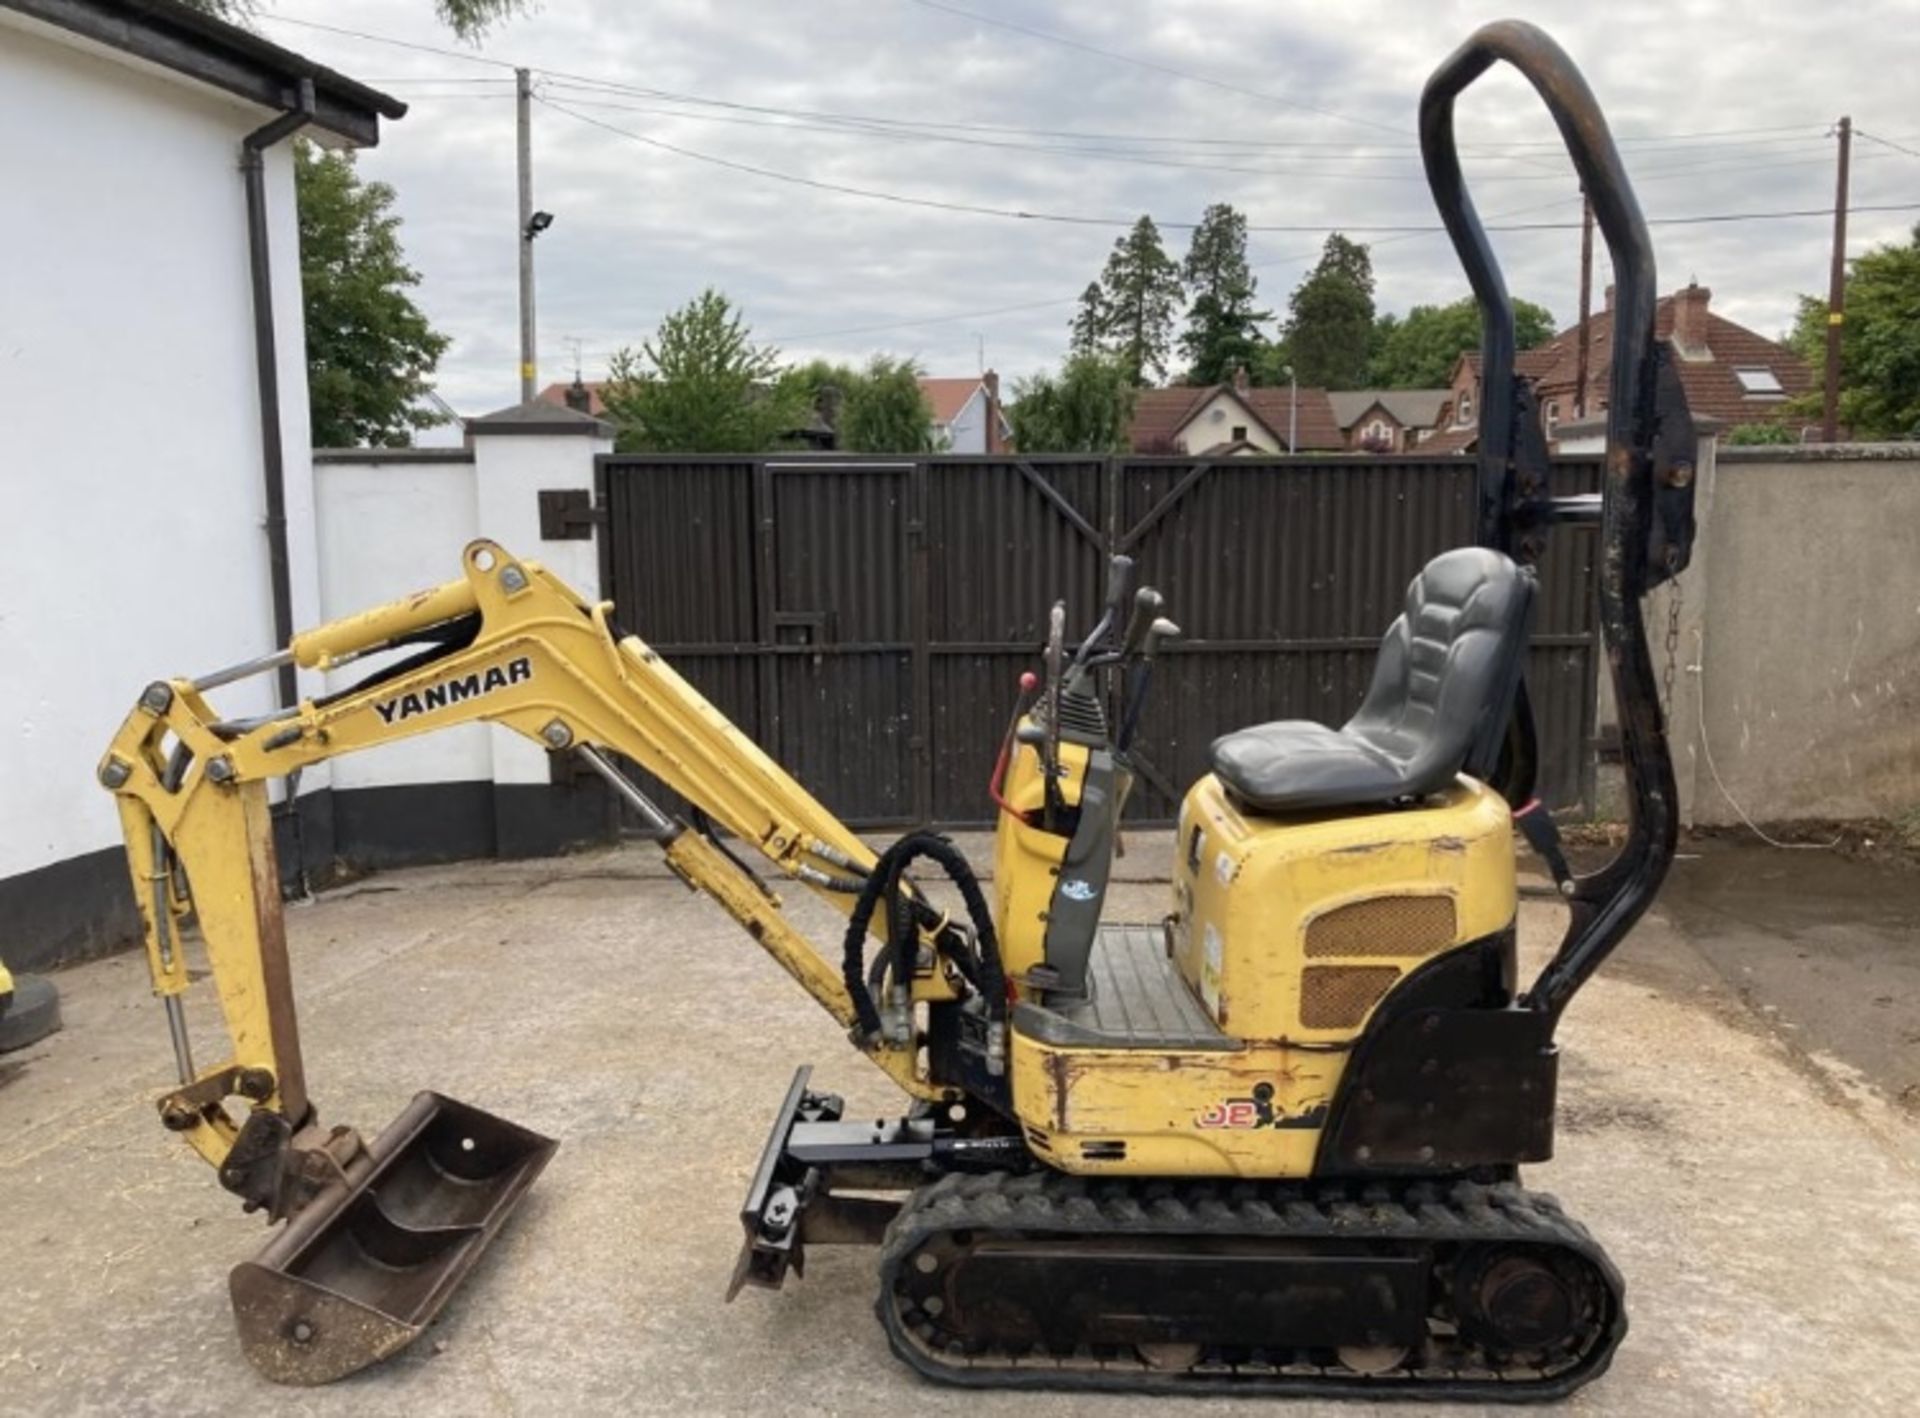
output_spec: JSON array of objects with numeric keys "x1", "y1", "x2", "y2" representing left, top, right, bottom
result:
[{"x1": 596, "y1": 453, "x2": 1600, "y2": 827}]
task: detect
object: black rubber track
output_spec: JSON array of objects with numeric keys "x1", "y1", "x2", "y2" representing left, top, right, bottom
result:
[{"x1": 875, "y1": 1168, "x2": 1626, "y2": 1403}]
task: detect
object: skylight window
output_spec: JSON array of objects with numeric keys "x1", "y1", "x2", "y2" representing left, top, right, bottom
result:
[{"x1": 1735, "y1": 367, "x2": 1785, "y2": 397}]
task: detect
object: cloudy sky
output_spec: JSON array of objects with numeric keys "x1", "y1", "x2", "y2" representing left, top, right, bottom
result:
[{"x1": 261, "y1": 1, "x2": 1920, "y2": 414}]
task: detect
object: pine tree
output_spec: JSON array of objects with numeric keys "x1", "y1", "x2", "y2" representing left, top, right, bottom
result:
[
  {"x1": 1180, "y1": 203, "x2": 1269, "y2": 385},
  {"x1": 1283, "y1": 234, "x2": 1376, "y2": 390},
  {"x1": 1068, "y1": 282, "x2": 1107, "y2": 358},
  {"x1": 1096, "y1": 217, "x2": 1184, "y2": 386}
]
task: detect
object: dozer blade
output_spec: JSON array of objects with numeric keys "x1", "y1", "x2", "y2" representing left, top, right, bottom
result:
[{"x1": 228, "y1": 1091, "x2": 556, "y2": 1385}]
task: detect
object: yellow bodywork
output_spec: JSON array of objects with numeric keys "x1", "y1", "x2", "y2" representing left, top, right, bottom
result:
[
  {"x1": 1009, "y1": 773, "x2": 1516, "y2": 1178},
  {"x1": 990, "y1": 732, "x2": 1086, "y2": 991},
  {"x1": 100, "y1": 540, "x2": 955, "y2": 1176}
]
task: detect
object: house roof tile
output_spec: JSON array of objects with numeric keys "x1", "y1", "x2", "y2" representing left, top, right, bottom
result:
[{"x1": 1130, "y1": 383, "x2": 1344, "y2": 452}]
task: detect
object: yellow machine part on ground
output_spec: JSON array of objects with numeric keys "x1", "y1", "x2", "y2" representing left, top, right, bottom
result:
[{"x1": 1011, "y1": 775, "x2": 1516, "y2": 1178}]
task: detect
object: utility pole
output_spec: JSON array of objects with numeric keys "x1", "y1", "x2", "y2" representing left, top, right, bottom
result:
[
  {"x1": 1821, "y1": 115, "x2": 1851, "y2": 442},
  {"x1": 1574, "y1": 192, "x2": 1594, "y2": 418},
  {"x1": 516, "y1": 66, "x2": 536, "y2": 404}
]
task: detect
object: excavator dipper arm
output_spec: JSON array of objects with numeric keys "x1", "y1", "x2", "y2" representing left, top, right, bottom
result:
[{"x1": 100, "y1": 539, "x2": 949, "y2": 1197}]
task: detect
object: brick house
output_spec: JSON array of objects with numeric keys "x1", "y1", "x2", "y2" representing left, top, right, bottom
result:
[
  {"x1": 1326, "y1": 389, "x2": 1452, "y2": 451},
  {"x1": 1425, "y1": 283, "x2": 1813, "y2": 453},
  {"x1": 917, "y1": 373, "x2": 1010, "y2": 454},
  {"x1": 1129, "y1": 369, "x2": 1346, "y2": 454}
]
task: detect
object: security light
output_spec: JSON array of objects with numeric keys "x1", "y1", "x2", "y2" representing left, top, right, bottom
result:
[{"x1": 525, "y1": 211, "x2": 555, "y2": 239}]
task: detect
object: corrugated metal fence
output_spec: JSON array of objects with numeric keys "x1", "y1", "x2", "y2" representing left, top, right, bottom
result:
[{"x1": 596, "y1": 453, "x2": 1601, "y2": 826}]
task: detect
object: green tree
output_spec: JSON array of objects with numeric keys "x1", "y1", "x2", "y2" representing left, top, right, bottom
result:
[
  {"x1": 1096, "y1": 217, "x2": 1184, "y2": 385},
  {"x1": 182, "y1": 0, "x2": 526, "y2": 42},
  {"x1": 1250, "y1": 337, "x2": 1294, "y2": 388},
  {"x1": 1789, "y1": 225, "x2": 1920, "y2": 438},
  {"x1": 1007, "y1": 354, "x2": 1136, "y2": 453},
  {"x1": 295, "y1": 142, "x2": 449, "y2": 448},
  {"x1": 840, "y1": 356, "x2": 938, "y2": 453},
  {"x1": 1725, "y1": 421, "x2": 1797, "y2": 446},
  {"x1": 1283, "y1": 234, "x2": 1376, "y2": 389},
  {"x1": 602, "y1": 289, "x2": 802, "y2": 453},
  {"x1": 1179, "y1": 203, "x2": 1269, "y2": 385},
  {"x1": 1368, "y1": 296, "x2": 1557, "y2": 388},
  {"x1": 1068, "y1": 282, "x2": 1107, "y2": 358}
]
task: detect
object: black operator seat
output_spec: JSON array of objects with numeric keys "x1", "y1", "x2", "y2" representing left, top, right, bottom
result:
[{"x1": 1211, "y1": 546, "x2": 1534, "y2": 814}]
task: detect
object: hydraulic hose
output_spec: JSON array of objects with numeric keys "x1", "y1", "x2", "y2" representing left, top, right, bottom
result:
[{"x1": 840, "y1": 833, "x2": 1005, "y2": 1041}]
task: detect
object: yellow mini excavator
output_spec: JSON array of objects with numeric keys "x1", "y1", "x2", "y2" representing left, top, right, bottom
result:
[{"x1": 99, "y1": 21, "x2": 1700, "y2": 1399}]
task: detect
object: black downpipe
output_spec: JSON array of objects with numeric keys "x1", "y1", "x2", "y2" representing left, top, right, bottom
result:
[
  {"x1": 1419, "y1": 22, "x2": 1674, "y2": 1026},
  {"x1": 242, "y1": 79, "x2": 317, "y2": 885},
  {"x1": 241, "y1": 78, "x2": 316, "y2": 713}
]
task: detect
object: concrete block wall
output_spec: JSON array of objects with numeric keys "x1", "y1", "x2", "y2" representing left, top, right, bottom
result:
[
  {"x1": 1595, "y1": 442, "x2": 1920, "y2": 828},
  {"x1": 1677, "y1": 445, "x2": 1920, "y2": 827}
]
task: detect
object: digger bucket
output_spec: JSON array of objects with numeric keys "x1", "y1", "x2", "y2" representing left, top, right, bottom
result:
[{"x1": 228, "y1": 1091, "x2": 557, "y2": 1385}]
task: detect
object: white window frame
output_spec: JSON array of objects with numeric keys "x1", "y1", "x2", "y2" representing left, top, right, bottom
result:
[{"x1": 1734, "y1": 367, "x2": 1785, "y2": 398}]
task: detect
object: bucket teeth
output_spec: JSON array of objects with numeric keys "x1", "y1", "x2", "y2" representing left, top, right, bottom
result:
[{"x1": 229, "y1": 1091, "x2": 556, "y2": 1384}]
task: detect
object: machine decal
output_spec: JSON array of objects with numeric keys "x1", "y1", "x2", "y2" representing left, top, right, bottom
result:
[
  {"x1": 1059, "y1": 878, "x2": 1097, "y2": 902},
  {"x1": 1196, "y1": 1082, "x2": 1329, "y2": 1131},
  {"x1": 1200, "y1": 923, "x2": 1223, "y2": 1018},
  {"x1": 1214, "y1": 850, "x2": 1236, "y2": 886},
  {"x1": 374, "y1": 656, "x2": 533, "y2": 724}
]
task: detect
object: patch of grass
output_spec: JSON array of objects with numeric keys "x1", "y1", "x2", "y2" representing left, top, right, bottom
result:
[{"x1": 1895, "y1": 805, "x2": 1920, "y2": 852}]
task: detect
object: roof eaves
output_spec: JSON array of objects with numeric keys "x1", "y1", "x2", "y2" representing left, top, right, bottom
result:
[{"x1": 3, "y1": 0, "x2": 405, "y2": 145}]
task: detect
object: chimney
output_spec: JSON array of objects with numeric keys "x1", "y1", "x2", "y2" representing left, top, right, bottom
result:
[
  {"x1": 1232, "y1": 364, "x2": 1250, "y2": 394},
  {"x1": 982, "y1": 368, "x2": 1003, "y2": 454},
  {"x1": 1671, "y1": 281, "x2": 1712, "y2": 361},
  {"x1": 564, "y1": 376, "x2": 591, "y2": 413},
  {"x1": 1603, "y1": 283, "x2": 1615, "y2": 313}
]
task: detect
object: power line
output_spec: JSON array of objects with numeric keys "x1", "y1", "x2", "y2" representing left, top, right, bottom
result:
[
  {"x1": 530, "y1": 80, "x2": 1840, "y2": 157},
  {"x1": 767, "y1": 195, "x2": 1581, "y2": 344},
  {"x1": 1856, "y1": 128, "x2": 1920, "y2": 161},
  {"x1": 266, "y1": 14, "x2": 1852, "y2": 168},
  {"x1": 263, "y1": 15, "x2": 517, "y2": 68},
  {"x1": 903, "y1": 0, "x2": 1409, "y2": 139},
  {"x1": 534, "y1": 87, "x2": 1867, "y2": 187},
  {"x1": 537, "y1": 97, "x2": 1920, "y2": 235}
]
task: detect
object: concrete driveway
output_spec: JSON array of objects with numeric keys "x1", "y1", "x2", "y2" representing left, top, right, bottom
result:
[{"x1": 4, "y1": 835, "x2": 1920, "y2": 1415}]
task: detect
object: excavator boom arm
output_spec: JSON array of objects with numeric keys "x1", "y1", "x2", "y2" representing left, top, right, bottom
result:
[{"x1": 100, "y1": 539, "x2": 941, "y2": 1179}]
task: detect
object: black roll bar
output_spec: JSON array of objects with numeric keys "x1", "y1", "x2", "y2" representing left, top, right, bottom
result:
[{"x1": 1419, "y1": 20, "x2": 1688, "y2": 1025}]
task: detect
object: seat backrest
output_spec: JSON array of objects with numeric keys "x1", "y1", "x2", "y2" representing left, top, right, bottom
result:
[{"x1": 1344, "y1": 546, "x2": 1534, "y2": 792}]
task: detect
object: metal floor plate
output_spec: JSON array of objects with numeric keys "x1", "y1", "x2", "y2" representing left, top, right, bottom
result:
[{"x1": 1012, "y1": 924, "x2": 1235, "y2": 1051}]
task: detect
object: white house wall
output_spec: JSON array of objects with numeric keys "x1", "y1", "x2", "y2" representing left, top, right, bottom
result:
[
  {"x1": 0, "y1": 24, "x2": 320, "y2": 882},
  {"x1": 945, "y1": 389, "x2": 987, "y2": 454},
  {"x1": 1175, "y1": 391, "x2": 1282, "y2": 454}
]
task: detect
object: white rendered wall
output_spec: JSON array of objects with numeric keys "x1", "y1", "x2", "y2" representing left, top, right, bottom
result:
[
  {"x1": 313, "y1": 456, "x2": 488, "y2": 790},
  {"x1": 945, "y1": 390, "x2": 987, "y2": 453},
  {"x1": 309, "y1": 430, "x2": 606, "y2": 792},
  {"x1": 470, "y1": 431, "x2": 612, "y2": 785},
  {"x1": 0, "y1": 20, "x2": 322, "y2": 879}
]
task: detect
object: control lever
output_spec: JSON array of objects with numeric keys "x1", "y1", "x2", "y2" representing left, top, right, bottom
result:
[
  {"x1": 1070, "y1": 555, "x2": 1135, "y2": 676},
  {"x1": 1115, "y1": 616, "x2": 1182, "y2": 754},
  {"x1": 1102, "y1": 554, "x2": 1135, "y2": 625},
  {"x1": 1120, "y1": 586, "x2": 1164, "y2": 659},
  {"x1": 1042, "y1": 602, "x2": 1066, "y2": 830}
]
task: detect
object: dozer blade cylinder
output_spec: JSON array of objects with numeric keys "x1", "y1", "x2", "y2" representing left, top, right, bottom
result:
[{"x1": 228, "y1": 1091, "x2": 556, "y2": 1385}]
